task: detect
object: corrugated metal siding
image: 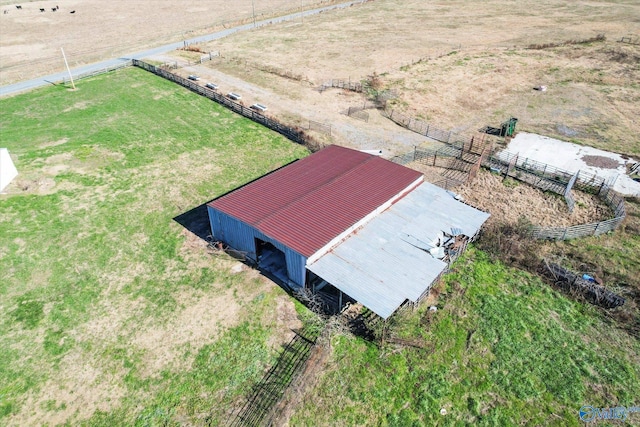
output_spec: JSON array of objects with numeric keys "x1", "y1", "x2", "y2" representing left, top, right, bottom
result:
[
  {"x1": 208, "y1": 145, "x2": 422, "y2": 257},
  {"x1": 207, "y1": 206, "x2": 307, "y2": 286},
  {"x1": 308, "y1": 182, "x2": 490, "y2": 319}
]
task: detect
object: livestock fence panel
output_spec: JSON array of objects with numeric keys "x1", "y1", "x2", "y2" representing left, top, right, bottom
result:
[
  {"x1": 132, "y1": 59, "x2": 312, "y2": 148},
  {"x1": 383, "y1": 109, "x2": 499, "y2": 155},
  {"x1": 321, "y1": 78, "x2": 363, "y2": 93},
  {"x1": 199, "y1": 51, "x2": 220, "y2": 64},
  {"x1": 347, "y1": 107, "x2": 369, "y2": 122},
  {"x1": 530, "y1": 215, "x2": 624, "y2": 240},
  {"x1": 227, "y1": 327, "x2": 319, "y2": 427},
  {"x1": 392, "y1": 137, "x2": 627, "y2": 240},
  {"x1": 308, "y1": 120, "x2": 331, "y2": 135}
]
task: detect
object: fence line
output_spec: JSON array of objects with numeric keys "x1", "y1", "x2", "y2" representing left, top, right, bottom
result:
[
  {"x1": 62, "y1": 59, "x2": 133, "y2": 85},
  {"x1": 308, "y1": 120, "x2": 331, "y2": 135},
  {"x1": 390, "y1": 131, "x2": 626, "y2": 241},
  {"x1": 132, "y1": 59, "x2": 321, "y2": 150},
  {"x1": 382, "y1": 109, "x2": 497, "y2": 155},
  {"x1": 199, "y1": 50, "x2": 220, "y2": 64},
  {"x1": 226, "y1": 327, "x2": 319, "y2": 427},
  {"x1": 320, "y1": 78, "x2": 363, "y2": 93}
]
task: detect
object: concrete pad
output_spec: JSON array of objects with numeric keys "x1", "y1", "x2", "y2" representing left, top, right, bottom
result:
[{"x1": 504, "y1": 133, "x2": 640, "y2": 196}]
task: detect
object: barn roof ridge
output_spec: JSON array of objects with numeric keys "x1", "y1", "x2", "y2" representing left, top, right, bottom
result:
[{"x1": 253, "y1": 150, "x2": 379, "y2": 228}]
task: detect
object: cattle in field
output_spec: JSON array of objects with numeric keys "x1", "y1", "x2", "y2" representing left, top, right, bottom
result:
[
  {"x1": 40, "y1": 8, "x2": 45, "y2": 12},
  {"x1": 16, "y1": 5, "x2": 22, "y2": 9}
]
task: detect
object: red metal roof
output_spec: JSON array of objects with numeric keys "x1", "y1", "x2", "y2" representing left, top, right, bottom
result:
[{"x1": 208, "y1": 145, "x2": 423, "y2": 257}]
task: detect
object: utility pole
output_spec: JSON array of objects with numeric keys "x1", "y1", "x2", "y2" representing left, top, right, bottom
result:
[
  {"x1": 60, "y1": 47, "x2": 75, "y2": 90},
  {"x1": 252, "y1": 0, "x2": 256, "y2": 27}
]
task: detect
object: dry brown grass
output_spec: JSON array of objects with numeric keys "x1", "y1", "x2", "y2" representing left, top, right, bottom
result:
[
  {"x1": 457, "y1": 168, "x2": 613, "y2": 228},
  {"x1": 193, "y1": 0, "x2": 639, "y2": 156},
  {"x1": 0, "y1": 0, "x2": 341, "y2": 84}
]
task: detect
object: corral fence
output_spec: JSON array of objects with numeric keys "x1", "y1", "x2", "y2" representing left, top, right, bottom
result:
[
  {"x1": 382, "y1": 109, "x2": 498, "y2": 154},
  {"x1": 226, "y1": 327, "x2": 319, "y2": 427},
  {"x1": 320, "y1": 78, "x2": 363, "y2": 93},
  {"x1": 198, "y1": 51, "x2": 220, "y2": 64},
  {"x1": 618, "y1": 35, "x2": 640, "y2": 45},
  {"x1": 308, "y1": 120, "x2": 331, "y2": 135},
  {"x1": 345, "y1": 101, "x2": 377, "y2": 122},
  {"x1": 389, "y1": 119, "x2": 626, "y2": 240},
  {"x1": 530, "y1": 184, "x2": 626, "y2": 240},
  {"x1": 62, "y1": 59, "x2": 133, "y2": 85},
  {"x1": 132, "y1": 59, "x2": 317, "y2": 149}
]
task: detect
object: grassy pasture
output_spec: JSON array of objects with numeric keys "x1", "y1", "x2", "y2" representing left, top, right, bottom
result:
[
  {"x1": 1, "y1": 66, "x2": 638, "y2": 427},
  {"x1": 0, "y1": 67, "x2": 309, "y2": 425},
  {"x1": 289, "y1": 250, "x2": 640, "y2": 426}
]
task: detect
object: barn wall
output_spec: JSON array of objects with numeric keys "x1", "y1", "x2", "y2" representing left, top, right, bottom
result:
[{"x1": 207, "y1": 206, "x2": 307, "y2": 287}]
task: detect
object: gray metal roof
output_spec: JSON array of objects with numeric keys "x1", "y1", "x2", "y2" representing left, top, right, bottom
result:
[{"x1": 307, "y1": 182, "x2": 490, "y2": 319}]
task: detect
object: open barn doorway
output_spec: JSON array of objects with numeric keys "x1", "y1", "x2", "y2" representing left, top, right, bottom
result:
[{"x1": 255, "y1": 238, "x2": 288, "y2": 283}]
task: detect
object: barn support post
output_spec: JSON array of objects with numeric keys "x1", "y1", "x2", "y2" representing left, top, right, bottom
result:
[{"x1": 338, "y1": 291, "x2": 343, "y2": 313}]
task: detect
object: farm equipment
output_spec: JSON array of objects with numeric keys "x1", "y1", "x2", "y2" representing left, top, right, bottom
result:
[{"x1": 480, "y1": 117, "x2": 518, "y2": 137}]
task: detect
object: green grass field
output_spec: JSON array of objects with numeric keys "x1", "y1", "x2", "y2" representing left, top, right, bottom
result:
[
  {"x1": 1, "y1": 68, "x2": 638, "y2": 426},
  {"x1": 0, "y1": 67, "x2": 310, "y2": 426},
  {"x1": 290, "y1": 250, "x2": 640, "y2": 426}
]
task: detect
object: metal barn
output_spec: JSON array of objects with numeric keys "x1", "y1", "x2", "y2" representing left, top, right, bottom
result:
[{"x1": 207, "y1": 145, "x2": 489, "y2": 319}]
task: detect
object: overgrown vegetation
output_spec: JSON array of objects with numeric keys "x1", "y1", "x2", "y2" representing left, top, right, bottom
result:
[{"x1": 289, "y1": 249, "x2": 640, "y2": 426}]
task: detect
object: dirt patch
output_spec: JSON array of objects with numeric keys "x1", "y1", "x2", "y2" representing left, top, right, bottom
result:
[
  {"x1": 39, "y1": 137, "x2": 69, "y2": 149},
  {"x1": 7, "y1": 351, "x2": 127, "y2": 427},
  {"x1": 581, "y1": 155, "x2": 620, "y2": 170},
  {"x1": 266, "y1": 295, "x2": 303, "y2": 351},
  {"x1": 132, "y1": 287, "x2": 243, "y2": 378}
]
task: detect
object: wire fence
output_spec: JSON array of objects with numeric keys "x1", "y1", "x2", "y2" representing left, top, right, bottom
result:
[
  {"x1": 382, "y1": 109, "x2": 497, "y2": 155},
  {"x1": 308, "y1": 120, "x2": 331, "y2": 135},
  {"x1": 61, "y1": 59, "x2": 133, "y2": 85},
  {"x1": 320, "y1": 78, "x2": 363, "y2": 93},
  {"x1": 391, "y1": 133, "x2": 627, "y2": 241}
]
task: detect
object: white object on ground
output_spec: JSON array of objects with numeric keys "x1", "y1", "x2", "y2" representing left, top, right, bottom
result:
[{"x1": 0, "y1": 148, "x2": 18, "y2": 192}]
